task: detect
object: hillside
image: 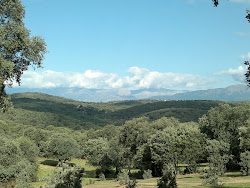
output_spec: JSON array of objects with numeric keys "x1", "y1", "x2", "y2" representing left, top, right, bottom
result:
[{"x1": 0, "y1": 92, "x2": 228, "y2": 129}]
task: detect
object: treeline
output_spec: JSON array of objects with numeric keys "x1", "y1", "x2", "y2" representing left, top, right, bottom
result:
[
  {"x1": 1, "y1": 93, "x2": 224, "y2": 129},
  {"x1": 0, "y1": 103, "x2": 249, "y2": 187}
]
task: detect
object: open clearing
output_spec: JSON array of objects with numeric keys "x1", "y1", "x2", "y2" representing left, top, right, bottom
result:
[{"x1": 33, "y1": 158, "x2": 250, "y2": 188}]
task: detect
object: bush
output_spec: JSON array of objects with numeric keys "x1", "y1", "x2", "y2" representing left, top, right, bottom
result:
[
  {"x1": 239, "y1": 151, "x2": 250, "y2": 176},
  {"x1": 99, "y1": 173, "x2": 106, "y2": 181},
  {"x1": 45, "y1": 164, "x2": 84, "y2": 188},
  {"x1": 126, "y1": 179, "x2": 137, "y2": 188},
  {"x1": 143, "y1": 169, "x2": 152, "y2": 179},
  {"x1": 157, "y1": 171, "x2": 177, "y2": 188},
  {"x1": 118, "y1": 170, "x2": 130, "y2": 185}
]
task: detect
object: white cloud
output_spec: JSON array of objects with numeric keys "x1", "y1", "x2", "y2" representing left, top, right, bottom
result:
[
  {"x1": 215, "y1": 66, "x2": 246, "y2": 82},
  {"x1": 14, "y1": 67, "x2": 215, "y2": 90},
  {"x1": 240, "y1": 52, "x2": 250, "y2": 60}
]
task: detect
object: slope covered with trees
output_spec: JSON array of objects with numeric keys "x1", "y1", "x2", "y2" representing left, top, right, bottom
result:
[
  {"x1": 0, "y1": 102, "x2": 249, "y2": 187},
  {"x1": 0, "y1": 92, "x2": 225, "y2": 129}
]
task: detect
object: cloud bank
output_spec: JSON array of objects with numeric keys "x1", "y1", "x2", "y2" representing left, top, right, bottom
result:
[
  {"x1": 215, "y1": 66, "x2": 246, "y2": 82},
  {"x1": 13, "y1": 67, "x2": 216, "y2": 90}
]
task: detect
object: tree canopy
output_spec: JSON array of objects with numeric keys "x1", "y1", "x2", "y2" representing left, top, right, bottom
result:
[{"x1": 0, "y1": 0, "x2": 47, "y2": 111}]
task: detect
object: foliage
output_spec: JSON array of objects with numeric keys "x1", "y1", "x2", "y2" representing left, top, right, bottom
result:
[
  {"x1": 118, "y1": 170, "x2": 130, "y2": 185},
  {"x1": 204, "y1": 139, "x2": 231, "y2": 185},
  {"x1": 46, "y1": 133, "x2": 80, "y2": 163},
  {"x1": 199, "y1": 103, "x2": 250, "y2": 170},
  {"x1": 0, "y1": 135, "x2": 38, "y2": 187},
  {"x1": 45, "y1": 164, "x2": 83, "y2": 188},
  {"x1": 125, "y1": 179, "x2": 137, "y2": 188},
  {"x1": 82, "y1": 137, "x2": 109, "y2": 167},
  {"x1": 149, "y1": 123, "x2": 205, "y2": 176},
  {"x1": 239, "y1": 121, "x2": 250, "y2": 151},
  {"x1": 239, "y1": 151, "x2": 250, "y2": 176},
  {"x1": 245, "y1": 61, "x2": 250, "y2": 87},
  {"x1": 99, "y1": 173, "x2": 106, "y2": 181},
  {"x1": 17, "y1": 137, "x2": 39, "y2": 163},
  {"x1": 0, "y1": 93, "x2": 222, "y2": 129},
  {"x1": 157, "y1": 168, "x2": 177, "y2": 188},
  {"x1": 0, "y1": 0, "x2": 47, "y2": 111},
  {"x1": 143, "y1": 169, "x2": 152, "y2": 179}
]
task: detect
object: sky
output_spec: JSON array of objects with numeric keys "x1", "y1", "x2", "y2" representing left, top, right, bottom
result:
[{"x1": 15, "y1": 0, "x2": 250, "y2": 91}]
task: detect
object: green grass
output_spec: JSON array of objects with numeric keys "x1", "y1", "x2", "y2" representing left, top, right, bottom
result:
[{"x1": 33, "y1": 158, "x2": 250, "y2": 188}]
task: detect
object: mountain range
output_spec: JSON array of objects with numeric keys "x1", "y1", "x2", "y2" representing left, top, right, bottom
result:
[{"x1": 6, "y1": 84, "x2": 250, "y2": 102}]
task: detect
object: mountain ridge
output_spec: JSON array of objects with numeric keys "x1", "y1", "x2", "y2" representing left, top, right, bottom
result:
[{"x1": 6, "y1": 84, "x2": 250, "y2": 102}]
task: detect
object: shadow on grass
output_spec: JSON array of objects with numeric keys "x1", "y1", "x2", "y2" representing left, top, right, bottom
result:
[
  {"x1": 40, "y1": 160, "x2": 58, "y2": 166},
  {"x1": 224, "y1": 172, "x2": 242, "y2": 178},
  {"x1": 40, "y1": 159, "x2": 75, "y2": 167},
  {"x1": 178, "y1": 176, "x2": 193, "y2": 179},
  {"x1": 83, "y1": 170, "x2": 97, "y2": 178}
]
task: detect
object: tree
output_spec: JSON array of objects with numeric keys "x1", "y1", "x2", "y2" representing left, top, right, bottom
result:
[
  {"x1": 199, "y1": 104, "x2": 249, "y2": 169},
  {"x1": 82, "y1": 137, "x2": 112, "y2": 176},
  {"x1": 204, "y1": 139, "x2": 231, "y2": 185},
  {"x1": 17, "y1": 137, "x2": 39, "y2": 164},
  {"x1": 0, "y1": 0, "x2": 47, "y2": 111},
  {"x1": 149, "y1": 124, "x2": 205, "y2": 176},
  {"x1": 46, "y1": 134, "x2": 80, "y2": 163},
  {"x1": 0, "y1": 136, "x2": 38, "y2": 187},
  {"x1": 212, "y1": 0, "x2": 250, "y2": 87},
  {"x1": 23, "y1": 126, "x2": 49, "y2": 156},
  {"x1": 245, "y1": 61, "x2": 250, "y2": 87},
  {"x1": 157, "y1": 169, "x2": 177, "y2": 188},
  {"x1": 118, "y1": 117, "x2": 153, "y2": 173},
  {"x1": 45, "y1": 164, "x2": 84, "y2": 188},
  {"x1": 239, "y1": 151, "x2": 250, "y2": 176}
]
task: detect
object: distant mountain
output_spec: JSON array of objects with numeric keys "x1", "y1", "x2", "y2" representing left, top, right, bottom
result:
[
  {"x1": 6, "y1": 87, "x2": 183, "y2": 102},
  {"x1": 150, "y1": 84, "x2": 250, "y2": 101},
  {"x1": 6, "y1": 84, "x2": 250, "y2": 102}
]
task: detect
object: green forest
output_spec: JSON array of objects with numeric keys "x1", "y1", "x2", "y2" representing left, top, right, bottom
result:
[
  {"x1": 0, "y1": 0, "x2": 250, "y2": 187},
  {"x1": 0, "y1": 93, "x2": 250, "y2": 187}
]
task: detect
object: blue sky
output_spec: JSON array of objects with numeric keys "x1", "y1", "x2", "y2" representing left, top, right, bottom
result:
[{"x1": 17, "y1": 0, "x2": 250, "y2": 90}]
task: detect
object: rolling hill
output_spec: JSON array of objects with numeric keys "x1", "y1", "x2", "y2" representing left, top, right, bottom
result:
[{"x1": 0, "y1": 92, "x2": 227, "y2": 129}]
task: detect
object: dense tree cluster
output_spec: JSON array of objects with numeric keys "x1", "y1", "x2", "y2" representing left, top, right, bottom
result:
[{"x1": 0, "y1": 102, "x2": 249, "y2": 187}]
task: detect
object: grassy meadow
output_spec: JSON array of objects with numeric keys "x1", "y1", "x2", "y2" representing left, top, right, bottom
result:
[{"x1": 33, "y1": 158, "x2": 250, "y2": 188}]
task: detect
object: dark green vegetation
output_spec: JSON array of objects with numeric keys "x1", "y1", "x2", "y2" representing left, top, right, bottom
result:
[
  {"x1": 0, "y1": 92, "x2": 224, "y2": 129},
  {"x1": 0, "y1": 93, "x2": 249, "y2": 187},
  {"x1": 0, "y1": 0, "x2": 47, "y2": 112}
]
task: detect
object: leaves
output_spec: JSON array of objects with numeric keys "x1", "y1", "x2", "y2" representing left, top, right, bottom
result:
[{"x1": 0, "y1": 0, "x2": 47, "y2": 111}]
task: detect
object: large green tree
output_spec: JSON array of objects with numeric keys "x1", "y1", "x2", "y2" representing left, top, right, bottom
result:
[
  {"x1": 0, "y1": 136, "x2": 38, "y2": 187},
  {"x1": 149, "y1": 124, "x2": 205, "y2": 176},
  {"x1": 46, "y1": 134, "x2": 80, "y2": 163},
  {"x1": 0, "y1": 0, "x2": 47, "y2": 111},
  {"x1": 199, "y1": 104, "x2": 249, "y2": 169}
]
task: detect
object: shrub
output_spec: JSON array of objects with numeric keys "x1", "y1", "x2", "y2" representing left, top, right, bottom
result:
[
  {"x1": 157, "y1": 171, "x2": 177, "y2": 188},
  {"x1": 118, "y1": 170, "x2": 130, "y2": 185},
  {"x1": 143, "y1": 169, "x2": 153, "y2": 179},
  {"x1": 239, "y1": 151, "x2": 250, "y2": 176},
  {"x1": 99, "y1": 173, "x2": 106, "y2": 181},
  {"x1": 126, "y1": 179, "x2": 137, "y2": 188}
]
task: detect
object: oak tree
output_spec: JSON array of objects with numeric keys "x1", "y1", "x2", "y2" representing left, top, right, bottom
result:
[{"x1": 0, "y1": 0, "x2": 47, "y2": 111}]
